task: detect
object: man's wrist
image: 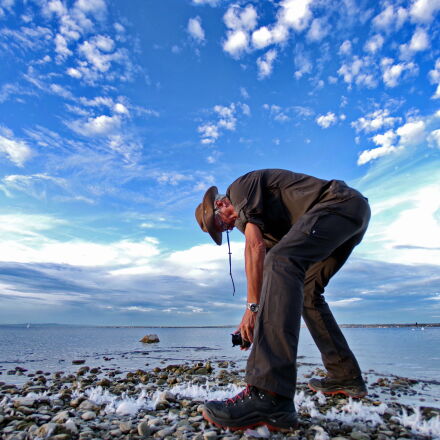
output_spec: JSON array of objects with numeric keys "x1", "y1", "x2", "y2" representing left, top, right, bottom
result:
[{"x1": 247, "y1": 303, "x2": 259, "y2": 313}]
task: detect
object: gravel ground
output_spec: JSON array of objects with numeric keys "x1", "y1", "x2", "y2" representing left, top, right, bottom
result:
[{"x1": 1, "y1": 361, "x2": 440, "y2": 440}]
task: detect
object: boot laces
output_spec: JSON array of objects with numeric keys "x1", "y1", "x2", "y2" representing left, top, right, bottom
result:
[{"x1": 226, "y1": 385, "x2": 253, "y2": 405}]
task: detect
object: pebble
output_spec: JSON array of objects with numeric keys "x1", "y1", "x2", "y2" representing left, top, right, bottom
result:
[
  {"x1": 0, "y1": 362, "x2": 436, "y2": 440},
  {"x1": 119, "y1": 420, "x2": 132, "y2": 433},
  {"x1": 81, "y1": 411, "x2": 96, "y2": 421},
  {"x1": 350, "y1": 432, "x2": 371, "y2": 440},
  {"x1": 137, "y1": 421, "x2": 151, "y2": 436}
]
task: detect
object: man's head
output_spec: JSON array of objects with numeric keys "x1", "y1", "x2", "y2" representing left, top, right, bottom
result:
[{"x1": 195, "y1": 186, "x2": 238, "y2": 245}]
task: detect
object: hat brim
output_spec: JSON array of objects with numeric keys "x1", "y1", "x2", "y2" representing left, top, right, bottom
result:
[{"x1": 196, "y1": 186, "x2": 222, "y2": 246}]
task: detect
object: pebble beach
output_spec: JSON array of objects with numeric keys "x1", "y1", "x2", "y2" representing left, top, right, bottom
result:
[{"x1": 1, "y1": 359, "x2": 440, "y2": 440}]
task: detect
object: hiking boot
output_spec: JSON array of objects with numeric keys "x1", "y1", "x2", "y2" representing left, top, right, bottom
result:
[
  {"x1": 308, "y1": 376, "x2": 367, "y2": 398},
  {"x1": 202, "y1": 385, "x2": 298, "y2": 432}
]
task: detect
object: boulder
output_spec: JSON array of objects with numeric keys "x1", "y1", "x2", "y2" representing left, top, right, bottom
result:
[{"x1": 139, "y1": 334, "x2": 160, "y2": 343}]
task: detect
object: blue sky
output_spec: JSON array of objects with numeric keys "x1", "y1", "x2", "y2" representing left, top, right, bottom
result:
[{"x1": 0, "y1": 0, "x2": 439, "y2": 326}]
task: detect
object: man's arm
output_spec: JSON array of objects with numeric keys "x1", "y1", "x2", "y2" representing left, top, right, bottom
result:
[{"x1": 239, "y1": 222, "x2": 266, "y2": 344}]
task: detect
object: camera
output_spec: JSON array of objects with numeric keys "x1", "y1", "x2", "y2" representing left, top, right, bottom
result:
[{"x1": 231, "y1": 332, "x2": 251, "y2": 349}]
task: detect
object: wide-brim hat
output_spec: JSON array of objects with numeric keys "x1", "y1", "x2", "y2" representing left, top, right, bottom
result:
[{"x1": 195, "y1": 186, "x2": 222, "y2": 246}]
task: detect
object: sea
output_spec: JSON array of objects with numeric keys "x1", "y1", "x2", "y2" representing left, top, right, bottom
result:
[
  {"x1": 2, "y1": 325, "x2": 440, "y2": 439},
  {"x1": 0, "y1": 324, "x2": 438, "y2": 385}
]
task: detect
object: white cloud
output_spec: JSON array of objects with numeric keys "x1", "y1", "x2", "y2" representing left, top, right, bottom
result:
[
  {"x1": 0, "y1": 127, "x2": 32, "y2": 167},
  {"x1": 409, "y1": 0, "x2": 440, "y2": 23},
  {"x1": 223, "y1": 30, "x2": 248, "y2": 58},
  {"x1": 381, "y1": 57, "x2": 418, "y2": 87},
  {"x1": 338, "y1": 56, "x2": 377, "y2": 88},
  {"x1": 306, "y1": 18, "x2": 328, "y2": 42},
  {"x1": 357, "y1": 144, "x2": 399, "y2": 165},
  {"x1": 428, "y1": 129, "x2": 440, "y2": 148},
  {"x1": 69, "y1": 114, "x2": 121, "y2": 137},
  {"x1": 316, "y1": 112, "x2": 337, "y2": 128},
  {"x1": 198, "y1": 102, "x2": 249, "y2": 144},
  {"x1": 294, "y1": 50, "x2": 312, "y2": 79},
  {"x1": 50, "y1": 83, "x2": 73, "y2": 99},
  {"x1": 278, "y1": 0, "x2": 314, "y2": 32},
  {"x1": 114, "y1": 103, "x2": 129, "y2": 115},
  {"x1": 328, "y1": 297, "x2": 362, "y2": 307},
  {"x1": 74, "y1": 0, "x2": 107, "y2": 19},
  {"x1": 66, "y1": 67, "x2": 82, "y2": 78},
  {"x1": 396, "y1": 120, "x2": 425, "y2": 146},
  {"x1": 400, "y1": 27, "x2": 430, "y2": 58},
  {"x1": 409, "y1": 27, "x2": 429, "y2": 51},
  {"x1": 373, "y1": 4, "x2": 407, "y2": 30},
  {"x1": 378, "y1": 184, "x2": 440, "y2": 265},
  {"x1": 54, "y1": 33, "x2": 72, "y2": 59},
  {"x1": 192, "y1": 0, "x2": 219, "y2": 5},
  {"x1": 364, "y1": 34, "x2": 384, "y2": 54},
  {"x1": 428, "y1": 58, "x2": 440, "y2": 99},
  {"x1": 352, "y1": 109, "x2": 401, "y2": 133},
  {"x1": 2, "y1": 173, "x2": 67, "y2": 199},
  {"x1": 224, "y1": 4, "x2": 258, "y2": 31},
  {"x1": 357, "y1": 118, "x2": 427, "y2": 165},
  {"x1": 198, "y1": 123, "x2": 219, "y2": 144},
  {"x1": 339, "y1": 40, "x2": 352, "y2": 55},
  {"x1": 251, "y1": 26, "x2": 272, "y2": 49},
  {"x1": 188, "y1": 16, "x2": 205, "y2": 42},
  {"x1": 372, "y1": 129, "x2": 398, "y2": 149},
  {"x1": 78, "y1": 36, "x2": 120, "y2": 72},
  {"x1": 256, "y1": 49, "x2": 277, "y2": 79}
]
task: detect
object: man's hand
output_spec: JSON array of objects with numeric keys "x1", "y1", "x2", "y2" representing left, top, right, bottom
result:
[{"x1": 238, "y1": 309, "x2": 257, "y2": 348}]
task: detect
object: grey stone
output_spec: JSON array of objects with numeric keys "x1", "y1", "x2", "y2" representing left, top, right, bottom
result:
[
  {"x1": 13, "y1": 398, "x2": 35, "y2": 408},
  {"x1": 350, "y1": 432, "x2": 371, "y2": 440},
  {"x1": 140, "y1": 334, "x2": 160, "y2": 343},
  {"x1": 35, "y1": 422, "x2": 58, "y2": 437},
  {"x1": 119, "y1": 421, "x2": 132, "y2": 433},
  {"x1": 203, "y1": 431, "x2": 218, "y2": 439},
  {"x1": 52, "y1": 410, "x2": 70, "y2": 423},
  {"x1": 81, "y1": 411, "x2": 96, "y2": 421},
  {"x1": 64, "y1": 419, "x2": 78, "y2": 434},
  {"x1": 137, "y1": 421, "x2": 151, "y2": 437},
  {"x1": 154, "y1": 425, "x2": 176, "y2": 438},
  {"x1": 78, "y1": 400, "x2": 99, "y2": 411}
]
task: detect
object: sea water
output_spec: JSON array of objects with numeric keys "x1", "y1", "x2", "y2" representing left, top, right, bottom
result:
[{"x1": 0, "y1": 325, "x2": 438, "y2": 383}]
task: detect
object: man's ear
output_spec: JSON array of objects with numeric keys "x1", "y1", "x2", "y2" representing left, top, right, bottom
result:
[{"x1": 215, "y1": 199, "x2": 226, "y2": 208}]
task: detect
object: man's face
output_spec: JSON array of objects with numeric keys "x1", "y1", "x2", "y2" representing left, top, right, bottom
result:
[{"x1": 214, "y1": 199, "x2": 238, "y2": 231}]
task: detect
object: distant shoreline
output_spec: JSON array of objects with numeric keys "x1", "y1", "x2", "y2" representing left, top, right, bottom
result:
[{"x1": 1, "y1": 323, "x2": 439, "y2": 328}]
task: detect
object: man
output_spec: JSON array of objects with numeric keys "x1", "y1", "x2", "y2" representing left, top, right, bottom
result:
[{"x1": 195, "y1": 169, "x2": 370, "y2": 432}]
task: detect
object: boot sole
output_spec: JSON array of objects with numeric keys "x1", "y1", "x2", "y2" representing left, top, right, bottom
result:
[
  {"x1": 308, "y1": 383, "x2": 367, "y2": 398},
  {"x1": 202, "y1": 409, "x2": 298, "y2": 432}
]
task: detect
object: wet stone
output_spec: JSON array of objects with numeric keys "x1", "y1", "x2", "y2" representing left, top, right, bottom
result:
[
  {"x1": 350, "y1": 432, "x2": 371, "y2": 440},
  {"x1": 137, "y1": 421, "x2": 151, "y2": 436}
]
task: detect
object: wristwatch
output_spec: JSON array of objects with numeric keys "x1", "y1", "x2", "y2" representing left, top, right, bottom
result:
[{"x1": 247, "y1": 303, "x2": 260, "y2": 313}]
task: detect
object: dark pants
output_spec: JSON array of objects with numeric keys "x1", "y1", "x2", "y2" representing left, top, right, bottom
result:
[{"x1": 245, "y1": 195, "x2": 371, "y2": 398}]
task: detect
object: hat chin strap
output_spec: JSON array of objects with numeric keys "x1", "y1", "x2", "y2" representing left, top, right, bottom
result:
[{"x1": 227, "y1": 230, "x2": 235, "y2": 296}]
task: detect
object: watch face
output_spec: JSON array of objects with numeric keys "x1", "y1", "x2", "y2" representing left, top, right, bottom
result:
[{"x1": 249, "y1": 304, "x2": 259, "y2": 313}]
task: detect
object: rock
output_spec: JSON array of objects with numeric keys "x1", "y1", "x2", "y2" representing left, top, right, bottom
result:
[
  {"x1": 137, "y1": 421, "x2": 151, "y2": 437},
  {"x1": 154, "y1": 425, "x2": 176, "y2": 438},
  {"x1": 13, "y1": 398, "x2": 35, "y2": 407},
  {"x1": 52, "y1": 410, "x2": 70, "y2": 423},
  {"x1": 35, "y1": 422, "x2": 58, "y2": 438},
  {"x1": 72, "y1": 359, "x2": 86, "y2": 365},
  {"x1": 140, "y1": 334, "x2": 160, "y2": 343},
  {"x1": 203, "y1": 431, "x2": 218, "y2": 439},
  {"x1": 70, "y1": 397, "x2": 86, "y2": 408},
  {"x1": 78, "y1": 400, "x2": 100, "y2": 411},
  {"x1": 350, "y1": 432, "x2": 371, "y2": 440},
  {"x1": 119, "y1": 421, "x2": 132, "y2": 433},
  {"x1": 64, "y1": 419, "x2": 78, "y2": 434},
  {"x1": 81, "y1": 411, "x2": 96, "y2": 421}
]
